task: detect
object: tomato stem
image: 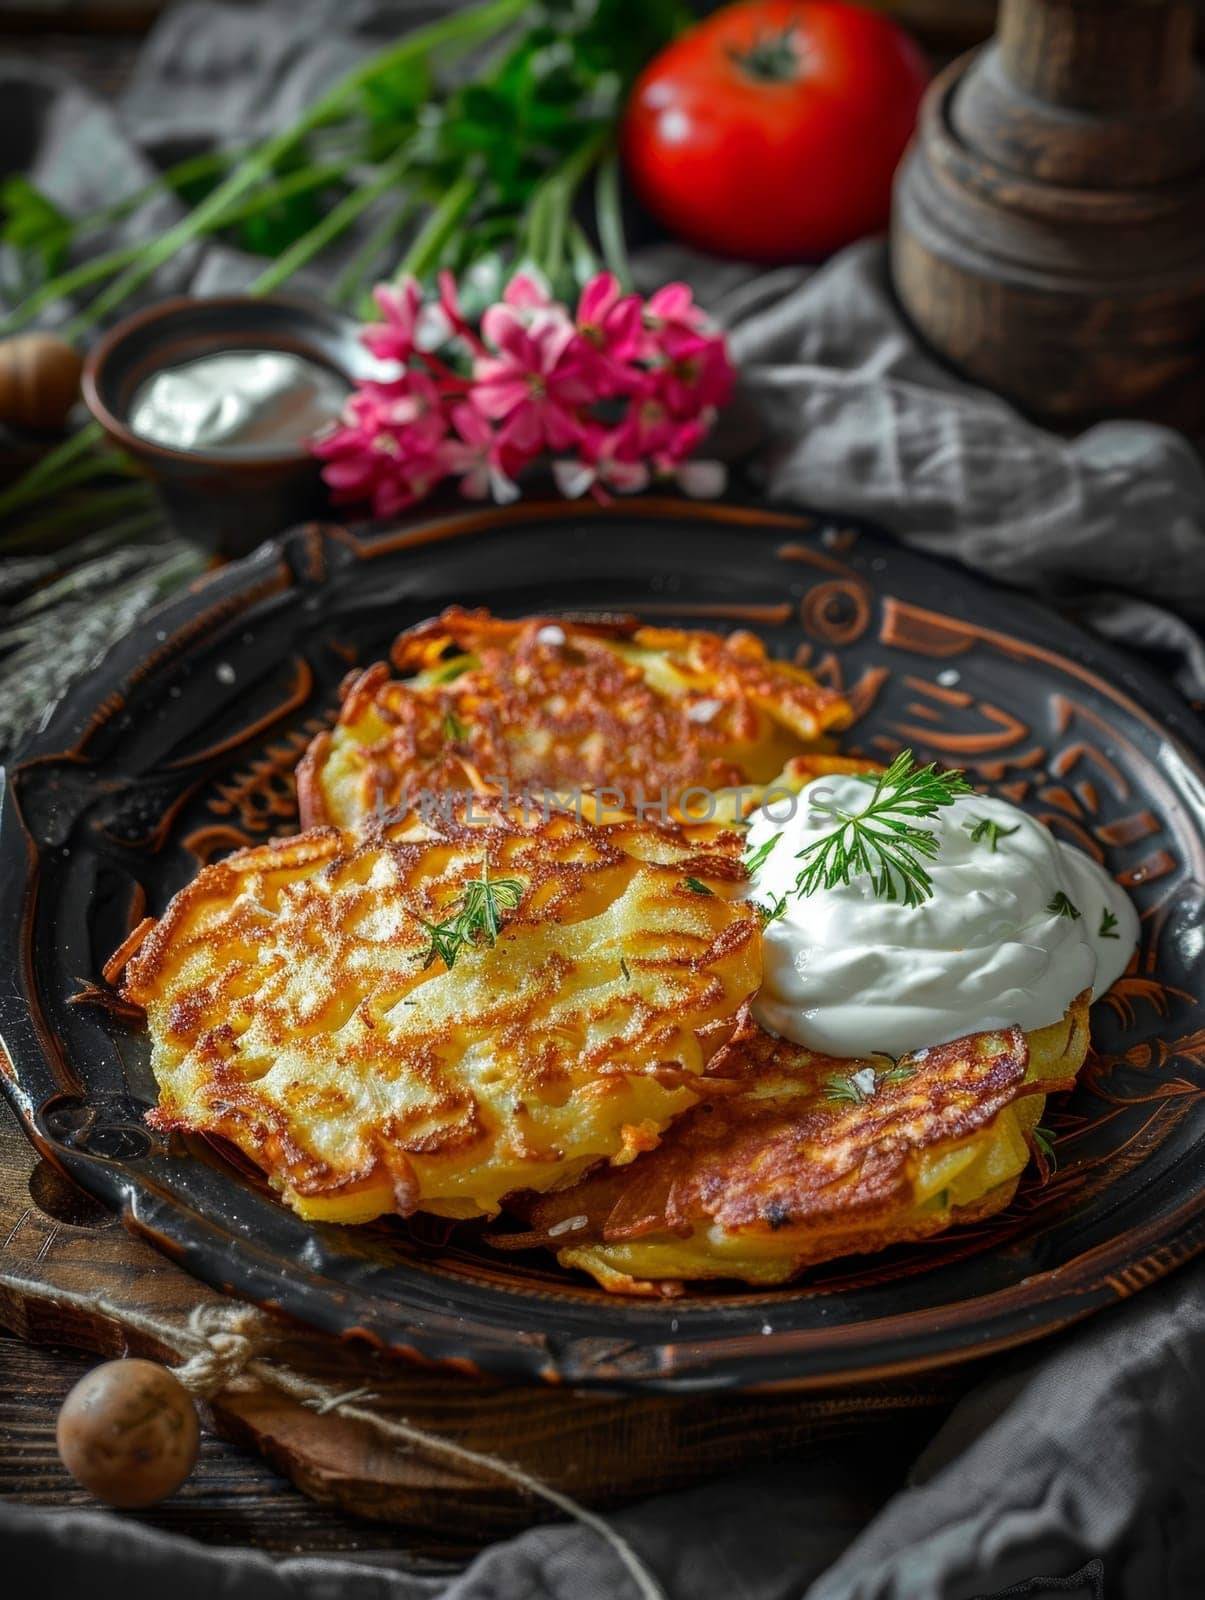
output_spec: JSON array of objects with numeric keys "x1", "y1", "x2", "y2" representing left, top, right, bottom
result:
[{"x1": 729, "y1": 26, "x2": 803, "y2": 84}]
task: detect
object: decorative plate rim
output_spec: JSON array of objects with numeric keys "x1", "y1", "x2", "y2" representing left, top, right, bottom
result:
[{"x1": 2, "y1": 497, "x2": 1203, "y2": 1393}]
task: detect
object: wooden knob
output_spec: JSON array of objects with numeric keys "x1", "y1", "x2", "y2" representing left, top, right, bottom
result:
[
  {"x1": 0, "y1": 334, "x2": 83, "y2": 433},
  {"x1": 56, "y1": 1358, "x2": 200, "y2": 1508}
]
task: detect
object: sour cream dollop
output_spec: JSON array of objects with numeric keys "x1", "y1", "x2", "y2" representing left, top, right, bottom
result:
[
  {"x1": 128, "y1": 350, "x2": 348, "y2": 455},
  {"x1": 745, "y1": 774, "x2": 1138, "y2": 1057}
]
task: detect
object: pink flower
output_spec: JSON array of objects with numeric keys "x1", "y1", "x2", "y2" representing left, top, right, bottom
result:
[
  {"x1": 643, "y1": 281, "x2": 709, "y2": 342},
  {"x1": 472, "y1": 302, "x2": 592, "y2": 453},
  {"x1": 313, "y1": 371, "x2": 451, "y2": 517},
  {"x1": 313, "y1": 272, "x2": 732, "y2": 518},
  {"x1": 611, "y1": 393, "x2": 680, "y2": 457},
  {"x1": 503, "y1": 272, "x2": 555, "y2": 315},
  {"x1": 552, "y1": 423, "x2": 650, "y2": 502},
  {"x1": 361, "y1": 278, "x2": 423, "y2": 365},
  {"x1": 436, "y1": 270, "x2": 484, "y2": 355},
  {"x1": 369, "y1": 370, "x2": 447, "y2": 439},
  {"x1": 639, "y1": 282, "x2": 734, "y2": 416},
  {"x1": 655, "y1": 331, "x2": 734, "y2": 417},
  {"x1": 574, "y1": 272, "x2": 643, "y2": 391},
  {"x1": 442, "y1": 404, "x2": 519, "y2": 503}
]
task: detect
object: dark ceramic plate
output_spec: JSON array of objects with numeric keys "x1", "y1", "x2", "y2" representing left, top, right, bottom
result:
[{"x1": 3, "y1": 501, "x2": 1204, "y2": 1392}]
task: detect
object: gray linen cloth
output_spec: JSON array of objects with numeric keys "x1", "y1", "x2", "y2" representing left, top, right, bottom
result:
[{"x1": 4, "y1": 4, "x2": 1205, "y2": 1596}]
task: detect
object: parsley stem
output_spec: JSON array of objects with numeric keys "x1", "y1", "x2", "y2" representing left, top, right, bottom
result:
[
  {"x1": 595, "y1": 146, "x2": 631, "y2": 289},
  {"x1": 333, "y1": 194, "x2": 417, "y2": 307},
  {"x1": 397, "y1": 170, "x2": 475, "y2": 282},
  {"x1": 251, "y1": 152, "x2": 412, "y2": 295},
  {"x1": 567, "y1": 219, "x2": 601, "y2": 287},
  {"x1": 58, "y1": 147, "x2": 241, "y2": 247},
  {"x1": 57, "y1": 0, "x2": 526, "y2": 340},
  {"x1": 5, "y1": 160, "x2": 350, "y2": 338},
  {"x1": 520, "y1": 127, "x2": 609, "y2": 288}
]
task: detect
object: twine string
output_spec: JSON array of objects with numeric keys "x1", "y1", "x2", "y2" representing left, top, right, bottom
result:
[{"x1": 2, "y1": 1270, "x2": 666, "y2": 1600}]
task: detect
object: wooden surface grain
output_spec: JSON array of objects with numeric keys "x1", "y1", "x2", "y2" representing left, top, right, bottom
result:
[{"x1": 0, "y1": 1334, "x2": 461, "y2": 1566}]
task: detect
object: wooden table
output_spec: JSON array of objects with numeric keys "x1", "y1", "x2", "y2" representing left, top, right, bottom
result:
[{"x1": 0, "y1": 1093, "x2": 458, "y2": 1567}]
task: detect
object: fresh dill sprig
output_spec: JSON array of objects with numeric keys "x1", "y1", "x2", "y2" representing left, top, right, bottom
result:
[
  {"x1": 963, "y1": 815, "x2": 1020, "y2": 853},
  {"x1": 1047, "y1": 891, "x2": 1081, "y2": 920},
  {"x1": 742, "y1": 831, "x2": 782, "y2": 876},
  {"x1": 793, "y1": 750, "x2": 973, "y2": 908},
  {"x1": 824, "y1": 1058, "x2": 913, "y2": 1105},
  {"x1": 682, "y1": 876, "x2": 715, "y2": 896},
  {"x1": 418, "y1": 858, "x2": 524, "y2": 970},
  {"x1": 442, "y1": 707, "x2": 468, "y2": 742},
  {"x1": 824, "y1": 1071, "x2": 874, "y2": 1106},
  {"x1": 756, "y1": 892, "x2": 788, "y2": 925},
  {"x1": 742, "y1": 831, "x2": 786, "y2": 923},
  {"x1": 1099, "y1": 908, "x2": 1120, "y2": 939}
]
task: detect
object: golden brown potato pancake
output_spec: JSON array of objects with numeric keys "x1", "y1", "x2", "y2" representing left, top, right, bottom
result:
[
  {"x1": 297, "y1": 608, "x2": 852, "y2": 830},
  {"x1": 117, "y1": 800, "x2": 761, "y2": 1223},
  {"x1": 509, "y1": 994, "x2": 1090, "y2": 1293}
]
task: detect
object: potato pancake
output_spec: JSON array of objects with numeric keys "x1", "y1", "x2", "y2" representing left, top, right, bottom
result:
[
  {"x1": 297, "y1": 608, "x2": 852, "y2": 830},
  {"x1": 117, "y1": 801, "x2": 761, "y2": 1223},
  {"x1": 511, "y1": 995, "x2": 1090, "y2": 1293}
]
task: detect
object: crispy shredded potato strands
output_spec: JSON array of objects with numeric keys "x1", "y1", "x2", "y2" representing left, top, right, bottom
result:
[
  {"x1": 298, "y1": 607, "x2": 852, "y2": 829},
  {"x1": 119, "y1": 800, "x2": 761, "y2": 1222},
  {"x1": 509, "y1": 996, "x2": 1090, "y2": 1293}
]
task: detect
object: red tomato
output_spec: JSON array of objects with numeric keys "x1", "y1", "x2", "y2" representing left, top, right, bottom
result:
[{"x1": 622, "y1": 0, "x2": 929, "y2": 262}]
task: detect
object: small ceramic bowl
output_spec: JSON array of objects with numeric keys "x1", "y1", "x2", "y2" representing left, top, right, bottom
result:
[{"x1": 83, "y1": 294, "x2": 372, "y2": 557}]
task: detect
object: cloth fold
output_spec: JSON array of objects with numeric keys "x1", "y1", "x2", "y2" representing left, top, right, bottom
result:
[{"x1": 4, "y1": 4, "x2": 1205, "y2": 1596}]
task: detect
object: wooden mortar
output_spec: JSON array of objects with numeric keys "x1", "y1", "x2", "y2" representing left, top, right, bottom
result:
[{"x1": 890, "y1": 0, "x2": 1205, "y2": 433}]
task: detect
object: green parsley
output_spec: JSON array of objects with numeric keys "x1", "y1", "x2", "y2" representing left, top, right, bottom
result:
[
  {"x1": 1099, "y1": 908, "x2": 1120, "y2": 939},
  {"x1": 794, "y1": 750, "x2": 973, "y2": 908},
  {"x1": 963, "y1": 815, "x2": 1021, "y2": 853},
  {"x1": 418, "y1": 858, "x2": 524, "y2": 971},
  {"x1": 442, "y1": 707, "x2": 468, "y2": 742},
  {"x1": 682, "y1": 876, "x2": 715, "y2": 896},
  {"x1": 1046, "y1": 891, "x2": 1081, "y2": 920}
]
